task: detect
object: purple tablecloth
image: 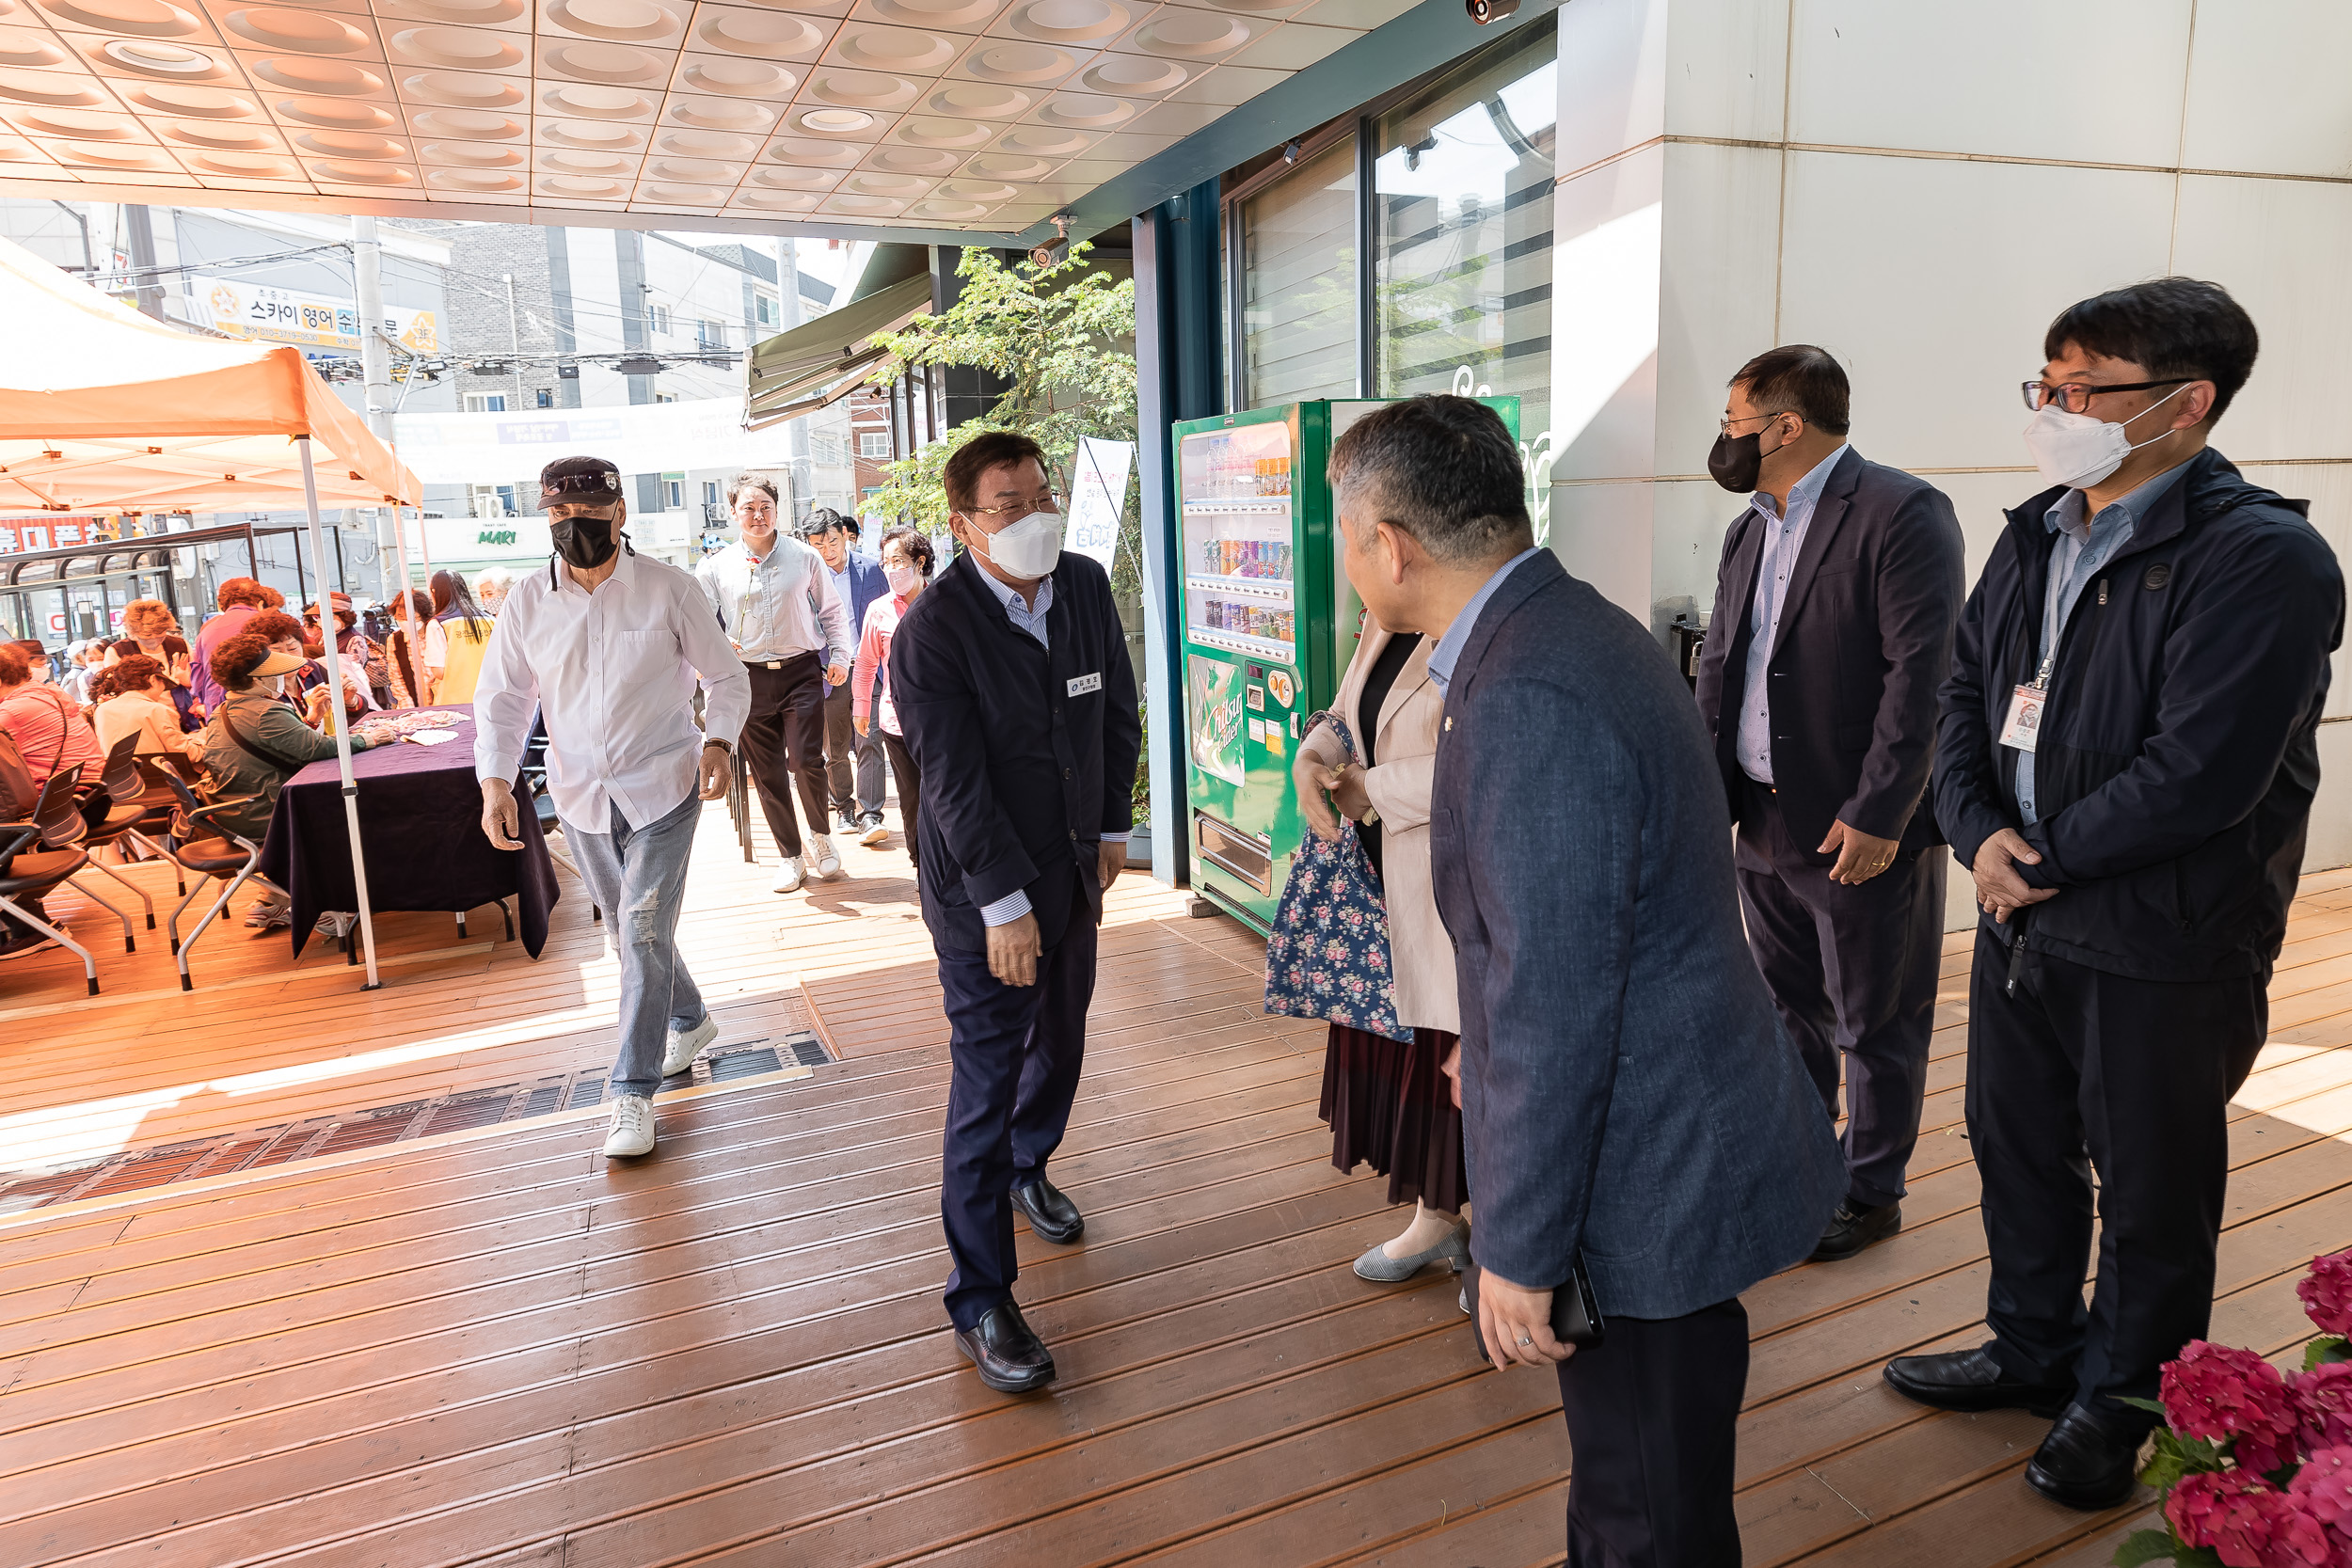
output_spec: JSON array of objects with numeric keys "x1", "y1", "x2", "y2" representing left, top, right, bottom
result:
[{"x1": 257, "y1": 705, "x2": 558, "y2": 958}]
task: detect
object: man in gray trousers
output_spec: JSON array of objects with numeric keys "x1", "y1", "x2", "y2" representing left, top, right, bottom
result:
[{"x1": 1329, "y1": 397, "x2": 1843, "y2": 1566}]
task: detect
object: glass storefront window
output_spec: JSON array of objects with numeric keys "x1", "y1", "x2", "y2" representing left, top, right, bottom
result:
[
  {"x1": 1239, "y1": 137, "x2": 1358, "y2": 407},
  {"x1": 1373, "y1": 24, "x2": 1558, "y2": 539}
]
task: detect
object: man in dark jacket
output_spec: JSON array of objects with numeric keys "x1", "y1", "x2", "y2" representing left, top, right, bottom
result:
[
  {"x1": 1694, "y1": 345, "x2": 1964, "y2": 1263},
  {"x1": 1341, "y1": 396, "x2": 1843, "y2": 1564},
  {"x1": 891, "y1": 430, "x2": 1140, "y2": 1395},
  {"x1": 1890, "y1": 278, "x2": 2344, "y2": 1511}
]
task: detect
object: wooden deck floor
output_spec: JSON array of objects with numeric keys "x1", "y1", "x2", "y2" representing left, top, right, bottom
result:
[{"x1": 5, "y1": 809, "x2": 2352, "y2": 1565}]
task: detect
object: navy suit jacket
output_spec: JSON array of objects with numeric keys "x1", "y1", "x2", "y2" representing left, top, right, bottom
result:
[
  {"x1": 822, "y1": 554, "x2": 887, "y2": 694},
  {"x1": 890, "y1": 548, "x2": 1141, "y2": 955},
  {"x1": 1692, "y1": 447, "x2": 1964, "y2": 862},
  {"x1": 1429, "y1": 550, "x2": 1844, "y2": 1319}
]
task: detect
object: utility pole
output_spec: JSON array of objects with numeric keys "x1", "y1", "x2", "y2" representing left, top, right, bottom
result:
[
  {"x1": 777, "y1": 236, "x2": 809, "y2": 520},
  {"x1": 503, "y1": 271, "x2": 522, "y2": 411},
  {"x1": 352, "y1": 215, "x2": 412, "y2": 620}
]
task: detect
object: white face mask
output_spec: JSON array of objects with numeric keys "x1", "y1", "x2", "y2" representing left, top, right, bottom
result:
[
  {"x1": 2021, "y1": 383, "x2": 2189, "y2": 490},
  {"x1": 883, "y1": 562, "x2": 920, "y2": 596},
  {"x1": 972, "y1": 511, "x2": 1062, "y2": 579}
]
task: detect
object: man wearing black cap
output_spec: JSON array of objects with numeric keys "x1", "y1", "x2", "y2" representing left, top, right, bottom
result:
[
  {"x1": 695, "y1": 473, "x2": 854, "y2": 893},
  {"x1": 474, "y1": 456, "x2": 752, "y2": 1160}
]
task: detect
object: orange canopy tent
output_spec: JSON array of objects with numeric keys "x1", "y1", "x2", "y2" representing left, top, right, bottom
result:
[
  {"x1": 0, "y1": 234, "x2": 413, "y2": 989},
  {"x1": 0, "y1": 235, "x2": 418, "y2": 515}
]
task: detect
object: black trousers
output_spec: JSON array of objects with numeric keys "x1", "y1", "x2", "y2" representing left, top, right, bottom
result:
[
  {"x1": 1967, "y1": 925, "x2": 2267, "y2": 1420},
  {"x1": 1556, "y1": 1298, "x2": 1750, "y2": 1567},
  {"x1": 881, "y1": 728, "x2": 921, "y2": 871},
  {"x1": 740, "y1": 656, "x2": 829, "y2": 857},
  {"x1": 822, "y1": 680, "x2": 886, "y2": 817},
  {"x1": 1734, "y1": 777, "x2": 1943, "y2": 1207},
  {"x1": 936, "y1": 885, "x2": 1096, "y2": 1331}
]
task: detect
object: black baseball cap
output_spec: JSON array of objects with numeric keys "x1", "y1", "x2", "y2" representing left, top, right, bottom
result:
[{"x1": 540, "y1": 455, "x2": 622, "y2": 508}]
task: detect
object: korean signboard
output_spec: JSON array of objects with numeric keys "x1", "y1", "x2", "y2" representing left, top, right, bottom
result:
[{"x1": 195, "y1": 277, "x2": 439, "y2": 354}]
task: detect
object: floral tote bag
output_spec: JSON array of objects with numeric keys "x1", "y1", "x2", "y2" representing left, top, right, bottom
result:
[{"x1": 1262, "y1": 715, "x2": 1412, "y2": 1042}]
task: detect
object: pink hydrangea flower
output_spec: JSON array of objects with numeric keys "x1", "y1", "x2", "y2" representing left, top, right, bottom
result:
[
  {"x1": 2289, "y1": 1445, "x2": 2352, "y2": 1531},
  {"x1": 2303, "y1": 1250, "x2": 2352, "y2": 1337},
  {"x1": 2169, "y1": 1472, "x2": 2338, "y2": 1567},
  {"x1": 2163, "y1": 1340, "x2": 2300, "y2": 1469},
  {"x1": 2298, "y1": 1363, "x2": 2352, "y2": 1454}
]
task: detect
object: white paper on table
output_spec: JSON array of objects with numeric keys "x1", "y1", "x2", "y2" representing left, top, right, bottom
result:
[{"x1": 402, "y1": 729, "x2": 458, "y2": 745}]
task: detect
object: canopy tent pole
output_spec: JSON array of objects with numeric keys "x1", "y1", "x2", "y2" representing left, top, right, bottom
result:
[
  {"x1": 298, "y1": 436, "x2": 382, "y2": 990},
  {"x1": 388, "y1": 502, "x2": 416, "y2": 696}
]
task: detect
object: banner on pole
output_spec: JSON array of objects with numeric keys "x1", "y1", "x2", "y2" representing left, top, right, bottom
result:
[{"x1": 1066, "y1": 436, "x2": 1135, "y2": 573}]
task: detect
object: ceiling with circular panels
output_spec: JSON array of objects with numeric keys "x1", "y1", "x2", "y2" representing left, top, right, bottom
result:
[{"x1": 0, "y1": 0, "x2": 1413, "y2": 236}]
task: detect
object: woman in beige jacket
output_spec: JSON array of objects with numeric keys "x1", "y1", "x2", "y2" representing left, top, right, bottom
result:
[{"x1": 1294, "y1": 612, "x2": 1468, "y2": 1279}]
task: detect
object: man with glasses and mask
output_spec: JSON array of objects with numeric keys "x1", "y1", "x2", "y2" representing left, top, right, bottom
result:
[
  {"x1": 1887, "y1": 278, "x2": 2344, "y2": 1512},
  {"x1": 473, "y1": 455, "x2": 751, "y2": 1161},
  {"x1": 695, "y1": 473, "x2": 854, "y2": 892},
  {"x1": 1692, "y1": 346, "x2": 1964, "y2": 1268},
  {"x1": 888, "y1": 430, "x2": 1139, "y2": 1395}
]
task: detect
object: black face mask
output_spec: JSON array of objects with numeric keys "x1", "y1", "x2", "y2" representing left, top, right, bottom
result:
[
  {"x1": 1707, "y1": 431, "x2": 1762, "y2": 493},
  {"x1": 550, "y1": 513, "x2": 617, "y2": 569}
]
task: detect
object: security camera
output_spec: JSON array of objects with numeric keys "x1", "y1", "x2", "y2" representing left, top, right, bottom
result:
[{"x1": 1468, "y1": 0, "x2": 1517, "y2": 22}]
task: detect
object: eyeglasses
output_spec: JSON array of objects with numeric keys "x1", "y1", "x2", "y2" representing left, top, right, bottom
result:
[
  {"x1": 963, "y1": 492, "x2": 1063, "y2": 520},
  {"x1": 1718, "y1": 410, "x2": 1792, "y2": 436},
  {"x1": 2022, "y1": 378, "x2": 2185, "y2": 414}
]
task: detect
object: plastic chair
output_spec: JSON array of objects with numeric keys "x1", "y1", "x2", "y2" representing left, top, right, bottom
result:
[
  {"x1": 70, "y1": 732, "x2": 177, "y2": 934},
  {"x1": 0, "y1": 822, "x2": 100, "y2": 996},
  {"x1": 28, "y1": 766, "x2": 136, "y2": 955},
  {"x1": 151, "y1": 769, "x2": 270, "y2": 992}
]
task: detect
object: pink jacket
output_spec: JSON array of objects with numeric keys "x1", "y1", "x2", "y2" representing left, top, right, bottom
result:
[{"x1": 850, "y1": 592, "x2": 913, "y2": 736}]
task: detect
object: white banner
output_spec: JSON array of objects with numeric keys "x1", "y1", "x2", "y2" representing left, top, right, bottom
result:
[
  {"x1": 393, "y1": 396, "x2": 790, "y2": 485},
  {"x1": 1066, "y1": 436, "x2": 1134, "y2": 573},
  {"x1": 193, "y1": 276, "x2": 438, "y2": 354}
]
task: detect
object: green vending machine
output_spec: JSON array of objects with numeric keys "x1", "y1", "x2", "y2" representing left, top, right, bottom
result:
[{"x1": 1174, "y1": 398, "x2": 1518, "y2": 933}]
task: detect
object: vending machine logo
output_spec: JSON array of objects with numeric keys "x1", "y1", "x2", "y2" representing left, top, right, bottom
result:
[
  {"x1": 1187, "y1": 658, "x2": 1248, "y2": 787},
  {"x1": 1266, "y1": 669, "x2": 1294, "y2": 707}
]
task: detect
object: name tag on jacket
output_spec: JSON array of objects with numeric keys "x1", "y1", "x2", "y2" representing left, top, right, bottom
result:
[{"x1": 1067, "y1": 672, "x2": 1103, "y2": 696}]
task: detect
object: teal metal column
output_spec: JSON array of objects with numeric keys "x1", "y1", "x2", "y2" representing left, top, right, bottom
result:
[{"x1": 1134, "y1": 179, "x2": 1223, "y2": 888}]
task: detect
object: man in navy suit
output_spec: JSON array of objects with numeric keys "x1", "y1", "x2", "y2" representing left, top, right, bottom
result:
[
  {"x1": 1692, "y1": 346, "x2": 1964, "y2": 1263},
  {"x1": 1334, "y1": 396, "x2": 1842, "y2": 1565},
  {"x1": 804, "y1": 507, "x2": 892, "y2": 846},
  {"x1": 890, "y1": 430, "x2": 1141, "y2": 1393}
]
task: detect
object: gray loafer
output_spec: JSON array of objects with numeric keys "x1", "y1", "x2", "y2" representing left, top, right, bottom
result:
[{"x1": 1353, "y1": 1222, "x2": 1470, "y2": 1282}]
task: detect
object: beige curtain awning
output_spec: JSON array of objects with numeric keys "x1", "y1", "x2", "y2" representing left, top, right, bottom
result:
[
  {"x1": 0, "y1": 236, "x2": 420, "y2": 515},
  {"x1": 743, "y1": 274, "x2": 933, "y2": 431}
]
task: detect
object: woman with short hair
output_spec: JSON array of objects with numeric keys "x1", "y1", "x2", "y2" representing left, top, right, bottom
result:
[{"x1": 92, "y1": 653, "x2": 201, "y2": 766}]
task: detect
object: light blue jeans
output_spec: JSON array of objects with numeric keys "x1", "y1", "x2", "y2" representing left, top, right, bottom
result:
[{"x1": 563, "y1": 790, "x2": 709, "y2": 1098}]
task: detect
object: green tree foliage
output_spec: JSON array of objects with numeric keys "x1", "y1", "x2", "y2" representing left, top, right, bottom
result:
[{"x1": 862, "y1": 243, "x2": 1142, "y2": 595}]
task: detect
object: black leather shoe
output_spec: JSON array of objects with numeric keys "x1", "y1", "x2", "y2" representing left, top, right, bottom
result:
[
  {"x1": 1810, "y1": 1198, "x2": 1902, "y2": 1261},
  {"x1": 1011, "y1": 1177, "x2": 1085, "y2": 1243},
  {"x1": 1883, "y1": 1346, "x2": 2072, "y2": 1417},
  {"x1": 2026, "y1": 1403, "x2": 2148, "y2": 1512},
  {"x1": 954, "y1": 1302, "x2": 1057, "y2": 1393}
]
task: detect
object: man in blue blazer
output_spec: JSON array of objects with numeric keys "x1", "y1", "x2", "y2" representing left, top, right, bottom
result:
[
  {"x1": 1332, "y1": 397, "x2": 1843, "y2": 1565},
  {"x1": 804, "y1": 508, "x2": 892, "y2": 844},
  {"x1": 890, "y1": 430, "x2": 1141, "y2": 1394}
]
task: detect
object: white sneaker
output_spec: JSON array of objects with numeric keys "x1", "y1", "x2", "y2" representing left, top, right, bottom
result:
[
  {"x1": 810, "y1": 833, "x2": 842, "y2": 879},
  {"x1": 602, "y1": 1094, "x2": 656, "y2": 1158},
  {"x1": 773, "y1": 855, "x2": 806, "y2": 893},
  {"x1": 662, "y1": 1014, "x2": 717, "y2": 1078},
  {"x1": 857, "y1": 813, "x2": 888, "y2": 847}
]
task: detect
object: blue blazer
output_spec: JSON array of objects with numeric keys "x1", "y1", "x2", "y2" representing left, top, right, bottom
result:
[
  {"x1": 890, "y1": 548, "x2": 1141, "y2": 955},
  {"x1": 1428, "y1": 549, "x2": 1843, "y2": 1320},
  {"x1": 823, "y1": 554, "x2": 888, "y2": 694}
]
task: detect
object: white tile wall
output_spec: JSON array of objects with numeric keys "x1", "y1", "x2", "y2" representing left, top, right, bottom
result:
[
  {"x1": 1655, "y1": 139, "x2": 1782, "y2": 483},
  {"x1": 1548, "y1": 142, "x2": 1664, "y2": 485},
  {"x1": 1787, "y1": 0, "x2": 2190, "y2": 168},
  {"x1": 1776, "y1": 150, "x2": 2175, "y2": 473},
  {"x1": 1548, "y1": 476, "x2": 1655, "y2": 621},
  {"x1": 1661, "y1": 0, "x2": 1787, "y2": 145},
  {"x1": 2311, "y1": 725, "x2": 2352, "y2": 872},
  {"x1": 2169, "y1": 174, "x2": 2352, "y2": 465},
  {"x1": 1553, "y1": 0, "x2": 1666, "y2": 174},
  {"x1": 2181, "y1": 1, "x2": 2352, "y2": 180}
]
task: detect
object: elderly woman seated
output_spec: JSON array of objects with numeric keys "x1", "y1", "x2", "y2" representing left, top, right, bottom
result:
[
  {"x1": 199, "y1": 633, "x2": 378, "y2": 930},
  {"x1": 92, "y1": 654, "x2": 203, "y2": 768}
]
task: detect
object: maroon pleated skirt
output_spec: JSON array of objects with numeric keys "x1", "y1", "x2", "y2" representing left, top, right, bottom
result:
[{"x1": 1318, "y1": 1022, "x2": 1468, "y2": 1212}]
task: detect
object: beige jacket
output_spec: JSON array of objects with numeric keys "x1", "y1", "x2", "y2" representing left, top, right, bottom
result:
[{"x1": 1297, "y1": 620, "x2": 1456, "y2": 1035}]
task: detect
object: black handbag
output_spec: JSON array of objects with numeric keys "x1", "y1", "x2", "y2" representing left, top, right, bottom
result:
[{"x1": 1462, "y1": 1257, "x2": 1607, "y2": 1357}]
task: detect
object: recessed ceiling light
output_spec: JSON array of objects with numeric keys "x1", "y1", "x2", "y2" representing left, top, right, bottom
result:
[
  {"x1": 102, "y1": 40, "x2": 215, "y2": 74},
  {"x1": 798, "y1": 108, "x2": 874, "y2": 135}
]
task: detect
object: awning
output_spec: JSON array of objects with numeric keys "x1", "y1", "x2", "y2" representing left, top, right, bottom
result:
[
  {"x1": 0, "y1": 236, "x2": 421, "y2": 514},
  {"x1": 743, "y1": 274, "x2": 932, "y2": 432}
]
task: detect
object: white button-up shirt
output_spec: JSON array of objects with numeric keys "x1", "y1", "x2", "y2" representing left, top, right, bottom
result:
[
  {"x1": 474, "y1": 548, "x2": 752, "y2": 832},
  {"x1": 695, "y1": 533, "x2": 852, "y2": 668},
  {"x1": 1734, "y1": 443, "x2": 1849, "y2": 784}
]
